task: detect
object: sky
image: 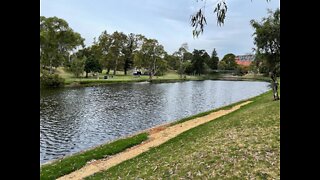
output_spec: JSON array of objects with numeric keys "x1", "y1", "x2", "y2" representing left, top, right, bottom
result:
[{"x1": 40, "y1": 0, "x2": 280, "y2": 59}]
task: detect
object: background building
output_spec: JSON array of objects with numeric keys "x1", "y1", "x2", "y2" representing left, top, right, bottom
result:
[{"x1": 235, "y1": 54, "x2": 255, "y2": 66}]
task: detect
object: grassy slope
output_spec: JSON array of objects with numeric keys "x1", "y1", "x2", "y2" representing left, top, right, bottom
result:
[
  {"x1": 40, "y1": 133, "x2": 148, "y2": 180},
  {"x1": 87, "y1": 90, "x2": 280, "y2": 179}
]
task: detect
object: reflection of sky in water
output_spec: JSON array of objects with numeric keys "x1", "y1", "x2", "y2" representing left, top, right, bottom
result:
[{"x1": 40, "y1": 80, "x2": 270, "y2": 164}]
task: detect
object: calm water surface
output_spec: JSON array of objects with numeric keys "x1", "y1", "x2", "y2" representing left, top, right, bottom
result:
[{"x1": 40, "y1": 80, "x2": 270, "y2": 164}]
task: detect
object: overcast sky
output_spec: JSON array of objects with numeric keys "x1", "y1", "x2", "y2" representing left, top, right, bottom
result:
[{"x1": 40, "y1": 0, "x2": 280, "y2": 59}]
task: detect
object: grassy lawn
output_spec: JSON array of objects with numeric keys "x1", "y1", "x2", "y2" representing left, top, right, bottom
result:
[
  {"x1": 52, "y1": 67, "x2": 220, "y2": 86},
  {"x1": 40, "y1": 133, "x2": 148, "y2": 180},
  {"x1": 43, "y1": 67, "x2": 271, "y2": 87},
  {"x1": 86, "y1": 90, "x2": 280, "y2": 179}
]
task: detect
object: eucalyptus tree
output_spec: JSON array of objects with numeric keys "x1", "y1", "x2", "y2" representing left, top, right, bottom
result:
[
  {"x1": 98, "y1": 31, "x2": 113, "y2": 74},
  {"x1": 251, "y1": 9, "x2": 280, "y2": 100},
  {"x1": 40, "y1": 16, "x2": 84, "y2": 74},
  {"x1": 134, "y1": 38, "x2": 167, "y2": 79},
  {"x1": 173, "y1": 43, "x2": 189, "y2": 78},
  {"x1": 122, "y1": 33, "x2": 137, "y2": 75},
  {"x1": 109, "y1": 31, "x2": 127, "y2": 75}
]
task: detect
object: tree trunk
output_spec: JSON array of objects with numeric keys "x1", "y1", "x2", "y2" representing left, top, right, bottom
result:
[
  {"x1": 85, "y1": 71, "x2": 88, "y2": 78},
  {"x1": 49, "y1": 58, "x2": 53, "y2": 74},
  {"x1": 113, "y1": 59, "x2": 118, "y2": 75},
  {"x1": 270, "y1": 72, "x2": 280, "y2": 101},
  {"x1": 124, "y1": 68, "x2": 127, "y2": 75},
  {"x1": 107, "y1": 68, "x2": 110, "y2": 74}
]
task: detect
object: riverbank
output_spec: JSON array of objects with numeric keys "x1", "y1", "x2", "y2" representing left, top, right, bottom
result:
[
  {"x1": 59, "y1": 101, "x2": 253, "y2": 180},
  {"x1": 43, "y1": 67, "x2": 270, "y2": 88},
  {"x1": 40, "y1": 87, "x2": 279, "y2": 179},
  {"x1": 85, "y1": 88, "x2": 279, "y2": 179}
]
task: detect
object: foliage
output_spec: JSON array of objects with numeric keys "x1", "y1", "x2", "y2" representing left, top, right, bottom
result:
[
  {"x1": 134, "y1": 38, "x2": 167, "y2": 79},
  {"x1": 123, "y1": 33, "x2": 137, "y2": 75},
  {"x1": 165, "y1": 53, "x2": 180, "y2": 70},
  {"x1": 206, "y1": 48, "x2": 219, "y2": 70},
  {"x1": 251, "y1": 9, "x2": 280, "y2": 75},
  {"x1": 84, "y1": 56, "x2": 102, "y2": 77},
  {"x1": 234, "y1": 65, "x2": 249, "y2": 76},
  {"x1": 220, "y1": 53, "x2": 238, "y2": 70},
  {"x1": 40, "y1": 16, "x2": 84, "y2": 73},
  {"x1": 251, "y1": 9, "x2": 280, "y2": 100},
  {"x1": 218, "y1": 60, "x2": 227, "y2": 70},
  {"x1": 190, "y1": 49, "x2": 210, "y2": 75},
  {"x1": 70, "y1": 57, "x2": 85, "y2": 78},
  {"x1": 190, "y1": 0, "x2": 271, "y2": 37},
  {"x1": 40, "y1": 72, "x2": 64, "y2": 88}
]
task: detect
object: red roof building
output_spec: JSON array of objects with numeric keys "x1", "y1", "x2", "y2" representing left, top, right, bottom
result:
[{"x1": 235, "y1": 54, "x2": 255, "y2": 67}]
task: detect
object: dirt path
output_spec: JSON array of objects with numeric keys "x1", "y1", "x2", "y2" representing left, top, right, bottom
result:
[{"x1": 58, "y1": 101, "x2": 252, "y2": 180}]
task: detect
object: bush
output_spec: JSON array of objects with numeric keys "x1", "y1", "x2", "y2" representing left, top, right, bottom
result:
[
  {"x1": 40, "y1": 73, "x2": 64, "y2": 88},
  {"x1": 234, "y1": 66, "x2": 249, "y2": 76}
]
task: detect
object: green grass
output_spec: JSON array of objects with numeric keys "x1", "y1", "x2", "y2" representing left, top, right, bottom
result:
[
  {"x1": 40, "y1": 133, "x2": 148, "y2": 180},
  {"x1": 170, "y1": 99, "x2": 250, "y2": 126},
  {"x1": 52, "y1": 67, "x2": 270, "y2": 87},
  {"x1": 86, "y1": 90, "x2": 280, "y2": 179}
]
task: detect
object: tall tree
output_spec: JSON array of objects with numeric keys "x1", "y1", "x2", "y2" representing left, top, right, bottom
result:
[
  {"x1": 40, "y1": 16, "x2": 84, "y2": 74},
  {"x1": 206, "y1": 48, "x2": 219, "y2": 70},
  {"x1": 109, "y1": 31, "x2": 127, "y2": 75},
  {"x1": 174, "y1": 43, "x2": 189, "y2": 78},
  {"x1": 123, "y1": 33, "x2": 137, "y2": 75},
  {"x1": 98, "y1": 31, "x2": 113, "y2": 74},
  {"x1": 134, "y1": 38, "x2": 167, "y2": 79},
  {"x1": 220, "y1": 53, "x2": 237, "y2": 70},
  {"x1": 191, "y1": 49, "x2": 209, "y2": 75},
  {"x1": 251, "y1": 9, "x2": 280, "y2": 100}
]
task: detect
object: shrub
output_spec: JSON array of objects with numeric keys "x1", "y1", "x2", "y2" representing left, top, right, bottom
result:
[
  {"x1": 234, "y1": 66, "x2": 249, "y2": 76},
  {"x1": 40, "y1": 73, "x2": 64, "y2": 88}
]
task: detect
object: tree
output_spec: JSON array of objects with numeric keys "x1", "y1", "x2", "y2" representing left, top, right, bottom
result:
[
  {"x1": 191, "y1": 49, "x2": 210, "y2": 75},
  {"x1": 251, "y1": 9, "x2": 280, "y2": 100},
  {"x1": 70, "y1": 56, "x2": 85, "y2": 78},
  {"x1": 221, "y1": 53, "x2": 237, "y2": 70},
  {"x1": 165, "y1": 53, "x2": 180, "y2": 70},
  {"x1": 98, "y1": 31, "x2": 113, "y2": 74},
  {"x1": 134, "y1": 38, "x2": 167, "y2": 79},
  {"x1": 40, "y1": 16, "x2": 84, "y2": 74},
  {"x1": 123, "y1": 33, "x2": 137, "y2": 75},
  {"x1": 190, "y1": 0, "x2": 271, "y2": 37},
  {"x1": 109, "y1": 31, "x2": 127, "y2": 75},
  {"x1": 206, "y1": 48, "x2": 219, "y2": 70},
  {"x1": 218, "y1": 60, "x2": 227, "y2": 70},
  {"x1": 173, "y1": 43, "x2": 189, "y2": 78},
  {"x1": 250, "y1": 53, "x2": 269, "y2": 75},
  {"x1": 84, "y1": 56, "x2": 102, "y2": 78}
]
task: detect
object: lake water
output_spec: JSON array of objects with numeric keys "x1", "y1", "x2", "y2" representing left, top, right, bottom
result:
[{"x1": 40, "y1": 80, "x2": 270, "y2": 164}]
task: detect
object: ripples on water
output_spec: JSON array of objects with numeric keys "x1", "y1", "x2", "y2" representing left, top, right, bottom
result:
[{"x1": 40, "y1": 80, "x2": 270, "y2": 163}]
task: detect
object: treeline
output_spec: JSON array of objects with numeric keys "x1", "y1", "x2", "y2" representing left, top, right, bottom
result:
[{"x1": 40, "y1": 16, "x2": 261, "y2": 85}]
